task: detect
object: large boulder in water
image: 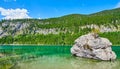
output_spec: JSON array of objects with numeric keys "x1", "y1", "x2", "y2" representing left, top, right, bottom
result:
[{"x1": 71, "y1": 33, "x2": 116, "y2": 61}]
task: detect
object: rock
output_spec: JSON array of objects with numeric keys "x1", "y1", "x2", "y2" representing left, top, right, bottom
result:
[
  {"x1": 71, "y1": 33, "x2": 117, "y2": 60},
  {"x1": 0, "y1": 53, "x2": 4, "y2": 58}
]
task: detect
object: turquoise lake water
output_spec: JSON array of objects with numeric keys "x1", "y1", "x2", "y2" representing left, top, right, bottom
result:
[{"x1": 0, "y1": 45, "x2": 120, "y2": 69}]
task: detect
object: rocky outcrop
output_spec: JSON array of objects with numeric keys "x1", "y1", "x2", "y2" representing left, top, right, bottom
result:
[
  {"x1": 71, "y1": 33, "x2": 117, "y2": 60},
  {"x1": 80, "y1": 24, "x2": 120, "y2": 32}
]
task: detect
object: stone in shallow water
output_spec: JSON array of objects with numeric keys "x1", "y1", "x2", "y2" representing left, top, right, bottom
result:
[
  {"x1": 71, "y1": 33, "x2": 117, "y2": 60},
  {"x1": 0, "y1": 53, "x2": 4, "y2": 58}
]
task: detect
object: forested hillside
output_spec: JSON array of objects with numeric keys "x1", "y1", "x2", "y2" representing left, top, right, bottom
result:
[{"x1": 0, "y1": 8, "x2": 120, "y2": 45}]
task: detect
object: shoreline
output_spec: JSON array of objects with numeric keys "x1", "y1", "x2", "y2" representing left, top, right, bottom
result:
[
  {"x1": 0, "y1": 44, "x2": 119, "y2": 46},
  {"x1": 0, "y1": 44, "x2": 72, "y2": 46}
]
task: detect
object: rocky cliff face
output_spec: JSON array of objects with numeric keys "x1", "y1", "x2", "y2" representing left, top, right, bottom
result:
[
  {"x1": 0, "y1": 20, "x2": 60, "y2": 38},
  {"x1": 71, "y1": 33, "x2": 116, "y2": 60},
  {"x1": 0, "y1": 20, "x2": 119, "y2": 38}
]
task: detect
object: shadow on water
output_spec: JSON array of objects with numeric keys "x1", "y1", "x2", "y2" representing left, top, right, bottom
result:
[{"x1": 0, "y1": 45, "x2": 120, "y2": 69}]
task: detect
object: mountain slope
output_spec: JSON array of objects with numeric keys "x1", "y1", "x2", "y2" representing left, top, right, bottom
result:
[{"x1": 0, "y1": 8, "x2": 120, "y2": 45}]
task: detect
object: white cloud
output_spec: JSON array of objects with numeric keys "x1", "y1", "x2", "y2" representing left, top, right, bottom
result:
[
  {"x1": 115, "y1": 2, "x2": 120, "y2": 8},
  {"x1": 0, "y1": 7, "x2": 31, "y2": 20}
]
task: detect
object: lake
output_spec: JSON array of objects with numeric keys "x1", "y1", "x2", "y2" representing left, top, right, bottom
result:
[{"x1": 0, "y1": 45, "x2": 120, "y2": 69}]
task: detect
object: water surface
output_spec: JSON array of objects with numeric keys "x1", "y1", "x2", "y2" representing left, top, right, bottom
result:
[{"x1": 0, "y1": 45, "x2": 120, "y2": 69}]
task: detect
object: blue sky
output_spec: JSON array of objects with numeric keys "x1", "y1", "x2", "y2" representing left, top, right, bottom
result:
[{"x1": 0, "y1": 0, "x2": 120, "y2": 20}]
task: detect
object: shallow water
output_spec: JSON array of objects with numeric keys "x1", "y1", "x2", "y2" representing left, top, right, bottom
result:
[
  {"x1": 1, "y1": 54, "x2": 120, "y2": 69},
  {"x1": 0, "y1": 45, "x2": 120, "y2": 69},
  {"x1": 14, "y1": 55, "x2": 120, "y2": 69}
]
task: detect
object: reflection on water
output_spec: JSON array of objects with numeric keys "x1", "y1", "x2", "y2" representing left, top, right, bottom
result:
[
  {"x1": 1, "y1": 54, "x2": 119, "y2": 69},
  {"x1": 71, "y1": 57, "x2": 120, "y2": 69}
]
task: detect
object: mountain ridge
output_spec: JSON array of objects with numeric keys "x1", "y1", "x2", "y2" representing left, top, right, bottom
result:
[{"x1": 0, "y1": 8, "x2": 120, "y2": 45}]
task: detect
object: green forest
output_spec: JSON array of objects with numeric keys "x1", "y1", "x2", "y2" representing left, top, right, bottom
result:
[
  {"x1": 0, "y1": 31, "x2": 119, "y2": 45},
  {"x1": 0, "y1": 8, "x2": 120, "y2": 45}
]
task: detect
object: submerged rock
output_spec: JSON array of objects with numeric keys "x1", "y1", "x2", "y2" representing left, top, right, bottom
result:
[
  {"x1": 71, "y1": 33, "x2": 116, "y2": 60},
  {"x1": 0, "y1": 53, "x2": 4, "y2": 58}
]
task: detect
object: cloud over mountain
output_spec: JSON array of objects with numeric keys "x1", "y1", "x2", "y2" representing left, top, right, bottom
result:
[{"x1": 0, "y1": 7, "x2": 31, "y2": 20}]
